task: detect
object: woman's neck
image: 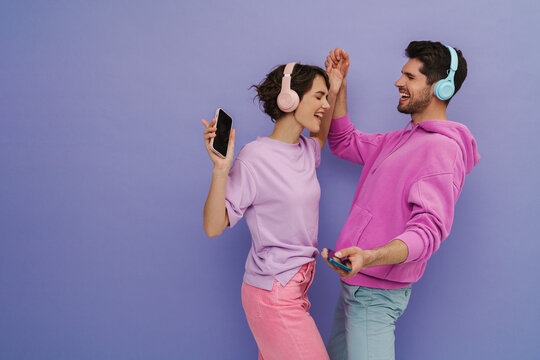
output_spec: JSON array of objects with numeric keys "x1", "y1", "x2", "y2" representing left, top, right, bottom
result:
[{"x1": 268, "y1": 114, "x2": 303, "y2": 144}]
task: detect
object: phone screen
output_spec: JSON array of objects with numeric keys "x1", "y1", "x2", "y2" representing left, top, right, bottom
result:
[{"x1": 213, "y1": 109, "x2": 232, "y2": 157}]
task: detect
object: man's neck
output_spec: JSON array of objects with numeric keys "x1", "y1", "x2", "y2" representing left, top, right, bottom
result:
[{"x1": 411, "y1": 102, "x2": 448, "y2": 125}]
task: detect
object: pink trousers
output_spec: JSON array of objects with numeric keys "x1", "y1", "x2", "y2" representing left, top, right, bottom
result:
[{"x1": 241, "y1": 261, "x2": 329, "y2": 360}]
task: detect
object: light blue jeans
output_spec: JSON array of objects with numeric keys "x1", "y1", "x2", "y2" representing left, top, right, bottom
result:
[{"x1": 327, "y1": 281, "x2": 412, "y2": 360}]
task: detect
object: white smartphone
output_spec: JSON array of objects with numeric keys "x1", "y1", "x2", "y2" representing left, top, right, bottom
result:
[{"x1": 210, "y1": 108, "x2": 233, "y2": 158}]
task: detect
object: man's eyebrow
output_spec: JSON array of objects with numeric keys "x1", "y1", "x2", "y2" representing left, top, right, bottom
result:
[{"x1": 402, "y1": 71, "x2": 415, "y2": 77}]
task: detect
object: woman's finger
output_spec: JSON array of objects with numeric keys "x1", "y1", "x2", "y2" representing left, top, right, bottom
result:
[{"x1": 226, "y1": 129, "x2": 235, "y2": 160}]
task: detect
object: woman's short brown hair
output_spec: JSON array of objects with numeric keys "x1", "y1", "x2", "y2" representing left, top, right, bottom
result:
[{"x1": 252, "y1": 63, "x2": 330, "y2": 122}]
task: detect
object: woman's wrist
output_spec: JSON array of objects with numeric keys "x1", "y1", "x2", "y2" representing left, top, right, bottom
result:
[{"x1": 212, "y1": 165, "x2": 230, "y2": 177}]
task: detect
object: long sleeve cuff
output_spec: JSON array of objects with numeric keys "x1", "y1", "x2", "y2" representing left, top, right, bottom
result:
[
  {"x1": 395, "y1": 231, "x2": 424, "y2": 263},
  {"x1": 330, "y1": 113, "x2": 351, "y2": 133}
]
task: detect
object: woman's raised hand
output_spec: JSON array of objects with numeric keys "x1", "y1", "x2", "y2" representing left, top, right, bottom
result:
[{"x1": 325, "y1": 48, "x2": 350, "y2": 94}]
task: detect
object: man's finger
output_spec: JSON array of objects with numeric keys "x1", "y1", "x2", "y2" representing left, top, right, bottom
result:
[
  {"x1": 329, "y1": 50, "x2": 338, "y2": 64},
  {"x1": 321, "y1": 248, "x2": 329, "y2": 259},
  {"x1": 336, "y1": 268, "x2": 348, "y2": 277},
  {"x1": 335, "y1": 47, "x2": 342, "y2": 61},
  {"x1": 334, "y1": 247, "x2": 350, "y2": 258},
  {"x1": 344, "y1": 266, "x2": 360, "y2": 279},
  {"x1": 325, "y1": 59, "x2": 332, "y2": 72},
  {"x1": 322, "y1": 253, "x2": 349, "y2": 277},
  {"x1": 323, "y1": 255, "x2": 341, "y2": 271},
  {"x1": 327, "y1": 260, "x2": 342, "y2": 273}
]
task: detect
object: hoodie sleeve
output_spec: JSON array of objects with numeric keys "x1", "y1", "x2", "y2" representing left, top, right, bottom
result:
[
  {"x1": 328, "y1": 114, "x2": 385, "y2": 165},
  {"x1": 396, "y1": 171, "x2": 461, "y2": 263}
]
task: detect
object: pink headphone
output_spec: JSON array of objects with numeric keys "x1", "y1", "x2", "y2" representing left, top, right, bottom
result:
[{"x1": 277, "y1": 62, "x2": 299, "y2": 112}]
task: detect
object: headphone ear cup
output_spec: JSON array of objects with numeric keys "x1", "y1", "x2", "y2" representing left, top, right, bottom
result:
[
  {"x1": 434, "y1": 79, "x2": 455, "y2": 101},
  {"x1": 277, "y1": 90, "x2": 300, "y2": 112}
]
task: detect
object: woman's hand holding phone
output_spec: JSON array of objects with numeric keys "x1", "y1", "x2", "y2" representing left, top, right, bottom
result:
[
  {"x1": 201, "y1": 117, "x2": 235, "y2": 172},
  {"x1": 201, "y1": 116, "x2": 235, "y2": 237}
]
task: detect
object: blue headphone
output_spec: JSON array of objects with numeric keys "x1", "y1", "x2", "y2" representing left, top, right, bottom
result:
[{"x1": 433, "y1": 45, "x2": 458, "y2": 101}]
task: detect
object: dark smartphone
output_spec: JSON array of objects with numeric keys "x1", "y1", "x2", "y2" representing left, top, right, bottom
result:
[
  {"x1": 327, "y1": 249, "x2": 352, "y2": 272},
  {"x1": 210, "y1": 108, "x2": 233, "y2": 158}
]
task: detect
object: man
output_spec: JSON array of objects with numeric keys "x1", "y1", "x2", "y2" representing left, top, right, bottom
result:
[{"x1": 321, "y1": 41, "x2": 480, "y2": 360}]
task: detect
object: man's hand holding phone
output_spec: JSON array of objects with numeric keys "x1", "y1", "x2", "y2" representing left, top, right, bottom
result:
[
  {"x1": 322, "y1": 247, "x2": 374, "y2": 279},
  {"x1": 322, "y1": 248, "x2": 352, "y2": 277},
  {"x1": 323, "y1": 240, "x2": 409, "y2": 279}
]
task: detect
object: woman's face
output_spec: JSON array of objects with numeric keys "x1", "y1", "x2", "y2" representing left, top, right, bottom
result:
[{"x1": 294, "y1": 75, "x2": 330, "y2": 133}]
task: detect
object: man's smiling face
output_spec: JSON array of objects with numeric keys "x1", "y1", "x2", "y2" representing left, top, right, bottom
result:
[{"x1": 394, "y1": 58, "x2": 433, "y2": 115}]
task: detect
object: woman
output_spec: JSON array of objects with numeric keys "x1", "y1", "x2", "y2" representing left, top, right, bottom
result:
[{"x1": 201, "y1": 56, "x2": 348, "y2": 359}]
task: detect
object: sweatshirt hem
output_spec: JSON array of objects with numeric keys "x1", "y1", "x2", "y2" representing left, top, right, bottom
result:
[{"x1": 341, "y1": 272, "x2": 412, "y2": 290}]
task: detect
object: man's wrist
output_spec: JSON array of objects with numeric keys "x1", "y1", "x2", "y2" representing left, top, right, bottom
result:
[
  {"x1": 333, "y1": 110, "x2": 348, "y2": 119},
  {"x1": 365, "y1": 248, "x2": 383, "y2": 268},
  {"x1": 329, "y1": 88, "x2": 340, "y2": 97},
  {"x1": 367, "y1": 240, "x2": 408, "y2": 268},
  {"x1": 329, "y1": 78, "x2": 347, "y2": 96}
]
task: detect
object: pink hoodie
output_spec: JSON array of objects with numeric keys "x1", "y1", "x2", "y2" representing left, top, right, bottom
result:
[{"x1": 328, "y1": 114, "x2": 480, "y2": 289}]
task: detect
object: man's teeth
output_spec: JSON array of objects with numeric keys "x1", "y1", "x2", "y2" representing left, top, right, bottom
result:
[{"x1": 400, "y1": 93, "x2": 410, "y2": 98}]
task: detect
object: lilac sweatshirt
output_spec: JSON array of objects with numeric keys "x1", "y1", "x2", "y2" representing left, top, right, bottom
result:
[
  {"x1": 225, "y1": 135, "x2": 321, "y2": 291},
  {"x1": 328, "y1": 114, "x2": 480, "y2": 289}
]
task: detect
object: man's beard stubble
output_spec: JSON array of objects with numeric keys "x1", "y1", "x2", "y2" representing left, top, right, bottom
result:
[{"x1": 397, "y1": 87, "x2": 432, "y2": 115}]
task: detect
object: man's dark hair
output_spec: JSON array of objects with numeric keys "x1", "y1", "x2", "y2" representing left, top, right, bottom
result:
[
  {"x1": 252, "y1": 63, "x2": 330, "y2": 122},
  {"x1": 405, "y1": 41, "x2": 467, "y2": 102}
]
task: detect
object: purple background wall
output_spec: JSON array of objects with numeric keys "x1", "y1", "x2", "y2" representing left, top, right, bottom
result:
[{"x1": 1, "y1": 0, "x2": 539, "y2": 359}]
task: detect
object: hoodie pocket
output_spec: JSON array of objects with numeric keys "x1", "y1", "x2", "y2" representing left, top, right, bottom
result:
[{"x1": 337, "y1": 204, "x2": 373, "y2": 248}]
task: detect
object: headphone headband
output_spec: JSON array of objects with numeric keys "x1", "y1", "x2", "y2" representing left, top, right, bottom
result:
[
  {"x1": 283, "y1": 62, "x2": 296, "y2": 76},
  {"x1": 434, "y1": 45, "x2": 459, "y2": 101},
  {"x1": 446, "y1": 45, "x2": 458, "y2": 72},
  {"x1": 277, "y1": 62, "x2": 300, "y2": 112},
  {"x1": 280, "y1": 62, "x2": 296, "y2": 93}
]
